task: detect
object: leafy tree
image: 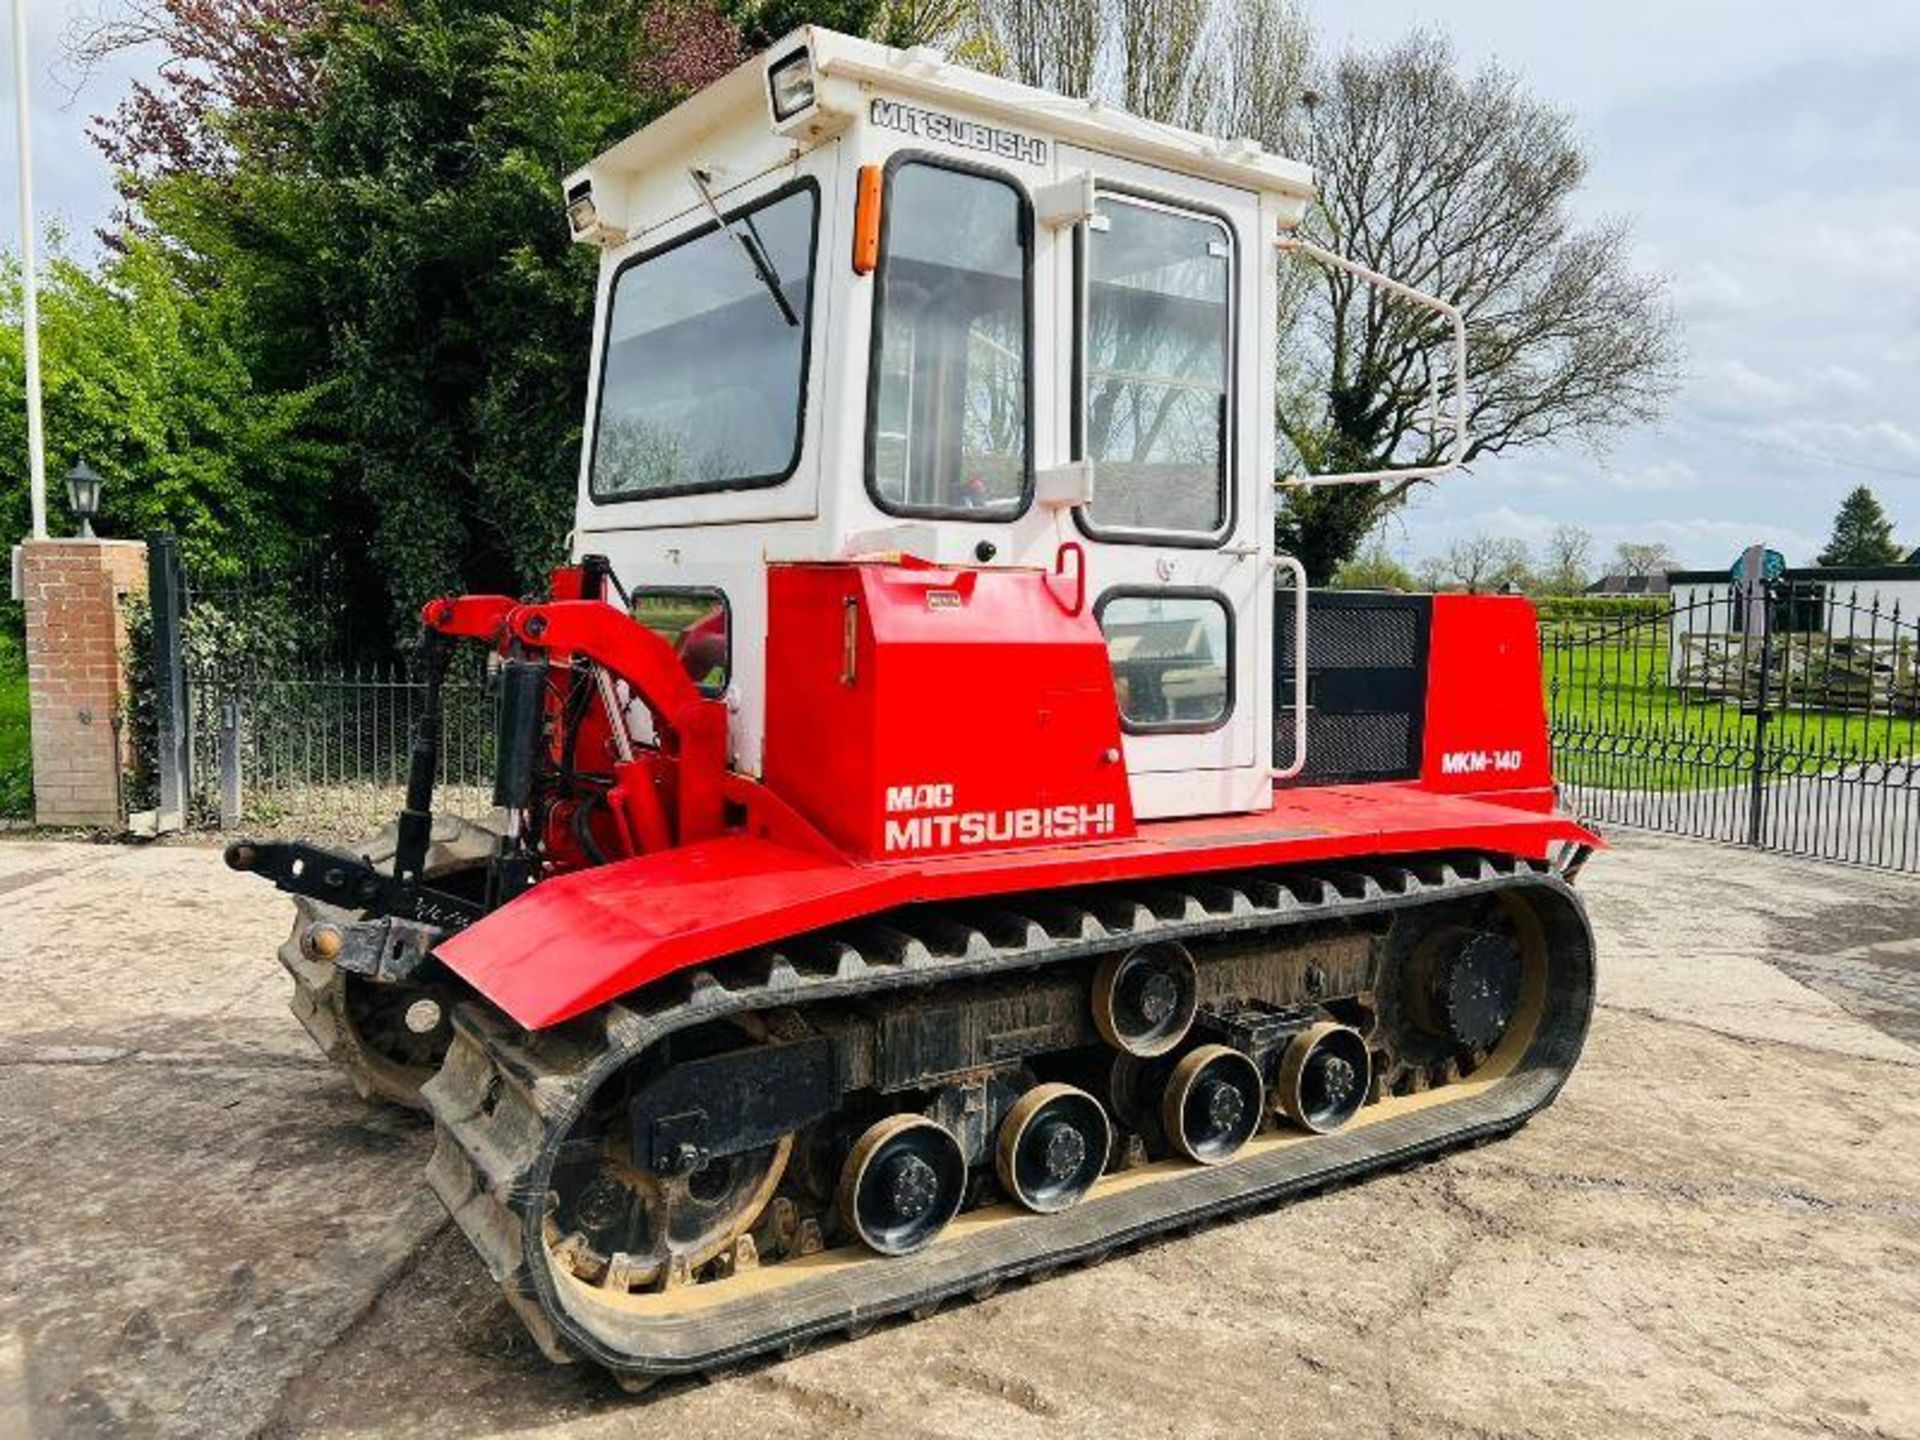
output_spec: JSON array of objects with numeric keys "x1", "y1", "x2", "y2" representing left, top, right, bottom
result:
[
  {"x1": 722, "y1": 0, "x2": 880, "y2": 46},
  {"x1": 74, "y1": 0, "x2": 324, "y2": 226},
  {"x1": 81, "y1": 0, "x2": 754, "y2": 634},
  {"x1": 722, "y1": 0, "x2": 964, "y2": 48},
  {"x1": 1817, "y1": 486, "x2": 1903, "y2": 568},
  {"x1": 1, "y1": 242, "x2": 335, "y2": 580}
]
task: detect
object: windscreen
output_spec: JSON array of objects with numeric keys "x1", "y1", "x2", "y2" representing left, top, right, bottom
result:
[{"x1": 591, "y1": 185, "x2": 817, "y2": 499}]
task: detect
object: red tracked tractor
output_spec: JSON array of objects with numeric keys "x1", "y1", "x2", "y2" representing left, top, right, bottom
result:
[{"x1": 229, "y1": 27, "x2": 1598, "y2": 1383}]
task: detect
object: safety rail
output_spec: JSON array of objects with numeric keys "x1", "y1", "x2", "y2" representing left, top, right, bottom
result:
[{"x1": 1275, "y1": 233, "x2": 1468, "y2": 490}]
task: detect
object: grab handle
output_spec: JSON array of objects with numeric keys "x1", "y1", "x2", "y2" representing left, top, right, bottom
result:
[
  {"x1": 1048, "y1": 542, "x2": 1087, "y2": 618},
  {"x1": 1273, "y1": 554, "x2": 1309, "y2": 781}
]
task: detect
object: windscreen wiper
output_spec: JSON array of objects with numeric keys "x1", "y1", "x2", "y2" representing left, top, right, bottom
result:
[{"x1": 688, "y1": 167, "x2": 800, "y2": 328}]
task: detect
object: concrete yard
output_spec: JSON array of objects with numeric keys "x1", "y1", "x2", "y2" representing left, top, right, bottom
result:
[{"x1": 1, "y1": 831, "x2": 1917, "y2": 1439}]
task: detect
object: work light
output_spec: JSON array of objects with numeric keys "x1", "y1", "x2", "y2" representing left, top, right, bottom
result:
[
  {"x1": 767, "y1": 49, "x2": 816, "y2": 121},
  {"x1": 564, "y1": 179, "x2": 599, "y2": 238}
]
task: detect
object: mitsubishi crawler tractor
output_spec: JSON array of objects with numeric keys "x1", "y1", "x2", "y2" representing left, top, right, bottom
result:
[{"x1": 229, "y1": 27, "x2": 1598, "y2": 1384}]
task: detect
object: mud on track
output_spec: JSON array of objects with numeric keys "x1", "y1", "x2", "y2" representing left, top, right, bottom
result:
[{"x1": 1, "y1": 831, "x2": 1916, "y2": 1438}]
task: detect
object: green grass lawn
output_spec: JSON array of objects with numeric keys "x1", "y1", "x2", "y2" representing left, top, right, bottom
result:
[
  {"x1": 1542, "y1": 628, "x2": 1920, "y2": 792},
  {"x1": 1, "y1": 636, "x2": 29, "y2": 817}
]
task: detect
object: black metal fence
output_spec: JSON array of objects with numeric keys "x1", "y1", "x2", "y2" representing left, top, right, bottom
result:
[
  {"x1": 182, "y1": 661, "x2": 500, "y2": 836},
  {"x1": 1544, "y1": 581, "x2": 1920, "y2": 873},
  {"x1": 148, "y1": 535, "x2": 499, "y2": 839}
]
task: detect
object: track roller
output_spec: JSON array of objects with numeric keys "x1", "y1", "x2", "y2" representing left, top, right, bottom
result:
[
  {"x1": 995, "y1": 1083, "x2": 1111, "y2": 1213},
  {"x1": 838, "y1": 1115, "x2": 967, "y2": 1256},
  {"x1": 1160, "y1": 1044, "x2": 1263, "y2": 1164},
  {"x1": 1275, "y1": 1022, "x2": 1371, "y2": 1134},
  {"x1": 1091, "y1": 942, "x2": 1199, "y2": 1057}
]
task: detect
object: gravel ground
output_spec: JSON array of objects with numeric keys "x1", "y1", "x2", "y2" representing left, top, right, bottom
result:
[{"x1": 0, "y1": 830, "x2": 1916, "y2": 1439}]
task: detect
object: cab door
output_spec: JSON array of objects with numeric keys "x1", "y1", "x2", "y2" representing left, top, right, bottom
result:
[{"x1": 1054, "y1": 146, "x2": 1270, "y2": 818}]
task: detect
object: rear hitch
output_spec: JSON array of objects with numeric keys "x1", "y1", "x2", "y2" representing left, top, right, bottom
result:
[
  {"x1": 225, "y1": 838, "x2": 484, "y2": 932},
  {"x1": 302, "y1": 913, "x2": 446, "y2": 984}
]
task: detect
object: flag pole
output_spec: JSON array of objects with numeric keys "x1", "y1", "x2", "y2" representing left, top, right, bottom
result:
[{"x1": 9, "y1": 0, "x2": 48, "y2": 539}]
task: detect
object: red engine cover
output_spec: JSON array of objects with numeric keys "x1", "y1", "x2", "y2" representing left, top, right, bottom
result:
[{"x1": 763, "y1": 561, "x2": 1135, "y2": 861}]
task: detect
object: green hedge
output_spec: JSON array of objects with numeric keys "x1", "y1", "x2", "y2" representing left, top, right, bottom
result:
[
  {"x1": 0, "y1": 629, "x2": 28, "y2": 818},
  {"x1": 1534, "y1": 595, "x2": 1668, "y2": 623}
]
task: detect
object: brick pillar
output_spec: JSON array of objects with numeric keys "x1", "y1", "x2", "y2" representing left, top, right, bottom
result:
[{"x1": 19, "y1": 540, "x2": 149, "y2": 829}]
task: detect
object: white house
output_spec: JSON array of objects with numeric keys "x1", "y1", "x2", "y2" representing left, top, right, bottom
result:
[
  {"x1": 1664, "y1": 561, "x2": 1920, "y2": 704},
  {"x1": 1666, "y1": 561, "x2": 1920, "y2": 633}
]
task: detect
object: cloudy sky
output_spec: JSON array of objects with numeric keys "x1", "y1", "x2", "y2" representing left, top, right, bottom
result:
[
  {"x1": 1300, "y1": 0, "x2": 1920, "y2": 572},
  {"x1": 5, "y1": 0, "x2": 1920, "y2": 571}
]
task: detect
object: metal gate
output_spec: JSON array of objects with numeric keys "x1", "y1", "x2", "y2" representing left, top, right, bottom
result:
[
  {"x1": 1543, "y1": 580, "x2": 1920, "y2": 873},
  {"x1": 147, "y1": 535, "x2": 498, "y2": 837}
]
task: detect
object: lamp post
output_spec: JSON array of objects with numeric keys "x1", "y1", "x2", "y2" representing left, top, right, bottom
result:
[
  {"x1": 65, "y1": 462, "x2": 103, "y2": 540},
  {"x1": 9, "y1": 0, "x2": 48, "y2": 539}
]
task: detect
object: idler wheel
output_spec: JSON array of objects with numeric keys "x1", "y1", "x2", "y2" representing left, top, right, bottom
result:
[
  {"x1": 837, "y1": 1115, "x2": 968, "y2": 1257},
  {"x1": 995, "y1": 1083, "x2": 1112, "y2": 1214},
  {"x1": 549, "y1": 1136, "x2": 792, "y2": 1289},
  {"x1": 1160, "y1": 1044, "x2": 1263, "y2": 1165},
  {"x1": 1276, "y1": 1022, "x2": 1372, "y2": 1134},
  {"x1": 1091, "y1": 942, "x2": 1199, "y2": 1057}
]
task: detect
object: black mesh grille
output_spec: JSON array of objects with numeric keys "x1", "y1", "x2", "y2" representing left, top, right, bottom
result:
[
  {"x1": 1276, "y1": 591, "x2": 1432, "y2": 785},
  {"x1": 1280, "y1": 605, "x2": 1419, "y2": 670},
  {"x1": 1278, "y1": 712, "x2": 1413, "y2": 779}
]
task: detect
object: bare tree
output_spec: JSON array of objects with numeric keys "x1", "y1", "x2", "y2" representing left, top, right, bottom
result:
[
  {"x1": 1275, "y1": 34, "x2": 1680, "y2": 580},
  {"x1": 1543, "y1": 524, "x2": 1594, "y2": 594},
  {"x1": 969, "y1": 0, "x2": 1262, "y2": 132},
  {"x1": 1612, "y1": 541, "x2": 1676, "y2": 579},
  {"x1": 968, "y1": 0, "x2": 1104, "y2": 97},
  {"x1": 1211, "y1": 0, "x2": 1313, "y2": 148},
  {"x1": 1115, "y1": 0, "x2": 1220, "y2": 129},
  {"x1": 1441, "y1": 533, "x2": 1532, "y2": 594}
]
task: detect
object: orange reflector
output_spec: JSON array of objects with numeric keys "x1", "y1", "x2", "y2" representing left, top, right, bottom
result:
[{"x1": 853, "y1": 164, "x2": 882, "y2": 274}]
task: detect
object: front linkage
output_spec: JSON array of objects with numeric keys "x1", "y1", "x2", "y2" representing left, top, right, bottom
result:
[
  {"x1": 227, "y1": 552, "x2": 813, "y2": 1006},
  {"x1": 225, "y1": 624, "x2": 487, "y2": 946}
]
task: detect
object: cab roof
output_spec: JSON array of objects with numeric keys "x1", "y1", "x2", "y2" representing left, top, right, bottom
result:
[{"x1": 572, "y1": 26, "x2": 1317, "y2": 213}]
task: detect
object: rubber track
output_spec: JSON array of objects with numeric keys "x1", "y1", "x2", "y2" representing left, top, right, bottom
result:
[{"x1": 420, "y1": 851, "x2": 1594, "y2": 1377}]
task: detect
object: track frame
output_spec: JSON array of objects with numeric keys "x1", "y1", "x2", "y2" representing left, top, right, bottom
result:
[{"x1": 422, "y1": 850, "x2": 1595, "y2": 1377}]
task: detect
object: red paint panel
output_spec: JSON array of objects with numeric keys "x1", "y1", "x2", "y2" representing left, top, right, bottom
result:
[
  {"x1": 439, "y1": 783, "x2": 1598, "y2": 1030},
  {"x1": 1418, "y1": 595, "x2": 1556, "y2": 796},
  {"x1": 762, "y1": 562, "x2": 1134, "y2": 862}
]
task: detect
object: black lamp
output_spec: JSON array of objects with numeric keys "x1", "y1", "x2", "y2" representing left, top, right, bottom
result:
[{"x1": 65, "y1": 462, "x2": 103, "y2": 540}]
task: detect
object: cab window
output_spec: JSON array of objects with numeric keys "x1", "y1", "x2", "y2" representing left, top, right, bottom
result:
[
  {"x1": 1079, "y1": 196, "x2": 1232, "y2": 537},
  {"x1": 1098, "y1": 591, "x2": 1233, "y2": 731},
  {"x1": 591, "y1": 183, "x2": 818, "y2": 500},
  {"x1": 867, "y1": 159, "x2": 1032, "y2": 517},
  {"x1": 631, "y1": 589, "x2": 729, "y2": 694}
]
